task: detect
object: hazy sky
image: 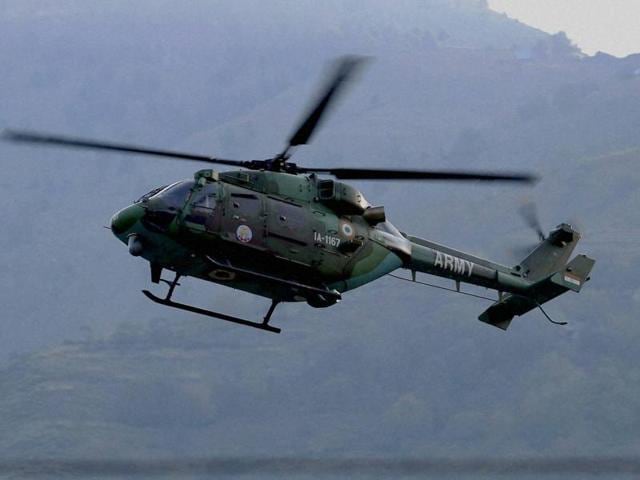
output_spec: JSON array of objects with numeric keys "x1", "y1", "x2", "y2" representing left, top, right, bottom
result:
[{"x1": 489, "y1": 0, "x2": 640, "y2": 57}]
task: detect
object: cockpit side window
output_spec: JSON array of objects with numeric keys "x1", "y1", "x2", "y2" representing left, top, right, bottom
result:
[
  {"x1": 184, "y1": 183, "x2": 218, "y2": 225},
  {"x1": 190, "y1": 183, "x2": 218, "y2": 212}
]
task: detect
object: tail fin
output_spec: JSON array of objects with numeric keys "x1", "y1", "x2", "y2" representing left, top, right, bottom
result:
[
  {"x1": 517, "y1": 223, "x2": 579, "y2": 281},
  {"x1": 479, "y1": 224, "x2": 595, "y2": 330}
]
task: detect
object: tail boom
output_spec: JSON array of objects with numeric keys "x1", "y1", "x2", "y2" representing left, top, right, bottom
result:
[
  {"x1": 405, "y1": 235, "x2": 531, "y2": 295},
  {"x1": 403, "y1": 224, "x2": 595, "y2": 330}
]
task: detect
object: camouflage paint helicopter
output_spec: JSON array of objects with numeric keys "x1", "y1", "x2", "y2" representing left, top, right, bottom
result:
[{"x1": 4, "y1": 57, "x2": 594, "y2": 333}]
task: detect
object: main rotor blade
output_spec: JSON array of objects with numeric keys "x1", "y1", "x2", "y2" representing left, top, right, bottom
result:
[
  {"x1": 286, "y1": 56, "x2": 368, "y2": 150},
  {"x1": 2, "y1": 130, "x2": 247, "y2": 168},
  {"x1": 301, "y1": 167, "x2": 538, "y2": 183}
]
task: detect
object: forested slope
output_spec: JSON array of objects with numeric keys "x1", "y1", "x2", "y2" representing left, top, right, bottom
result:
[{"x1": 1, "y1": 0, "x2": 639, "y2": 463}]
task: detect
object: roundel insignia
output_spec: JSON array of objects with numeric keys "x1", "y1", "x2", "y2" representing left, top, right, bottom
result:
[
  {"x1": 235, "y1": 224, "x2": 253, "y2": 243},
  {"x1": 340, "y1": 221, "x2": 354, "y2": 239}
]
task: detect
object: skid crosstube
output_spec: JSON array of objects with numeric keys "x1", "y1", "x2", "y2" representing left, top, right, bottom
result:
[{"x1": 142, "y1": 290, "x2": 281, "y2": 334}]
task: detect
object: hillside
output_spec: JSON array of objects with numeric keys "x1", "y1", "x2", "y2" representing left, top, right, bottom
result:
[{"x1": 0, "y1": 0, "x2": 639, "y2": 467}]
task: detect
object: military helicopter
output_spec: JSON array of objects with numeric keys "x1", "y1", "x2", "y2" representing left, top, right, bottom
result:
[{"x1": 3, "y1": 57, "x2": 594, "y2": 333}]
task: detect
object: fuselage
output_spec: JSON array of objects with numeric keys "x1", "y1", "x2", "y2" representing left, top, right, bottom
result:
[{"x1": 110, "y1": 169, "x2": 407, "y2": 306}]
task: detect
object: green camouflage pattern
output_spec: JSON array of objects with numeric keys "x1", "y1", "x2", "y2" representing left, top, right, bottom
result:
[{"x1": 111, "y1": 169, "x2": 594, "y2": 327}]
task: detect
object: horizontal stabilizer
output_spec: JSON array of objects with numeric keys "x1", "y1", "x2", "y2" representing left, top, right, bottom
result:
[
  {"x1": 478, "y1": 295, "x2": 536, "y2": 330},
  {"x1": 549, "y1": 254, "x2": 595, "y2": 292}
]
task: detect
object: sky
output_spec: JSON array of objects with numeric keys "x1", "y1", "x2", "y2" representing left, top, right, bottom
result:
[{"x1": 489, "y1": 0, "x2": 640, "y2": 57}]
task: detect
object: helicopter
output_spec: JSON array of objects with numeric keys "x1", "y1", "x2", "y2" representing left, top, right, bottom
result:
[{"x1": 3, "y1": 57, "x2": 594, "y2": 333}]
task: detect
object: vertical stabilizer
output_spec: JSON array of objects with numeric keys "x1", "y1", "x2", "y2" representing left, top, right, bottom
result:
[{"x1": 517, "y1": 223, "x2": 579, "y2": 282}]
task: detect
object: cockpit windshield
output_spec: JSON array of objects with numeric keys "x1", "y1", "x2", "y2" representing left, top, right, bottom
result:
[
  {"x1": 157, "y1": 180, "x2": 195, "y2": 207},
  {"x1": 136, "y1": 180, "x2": 195, "y2": 208},
  {"x1": 135, "y1": 185, "x2": 168, "y2": 203}
]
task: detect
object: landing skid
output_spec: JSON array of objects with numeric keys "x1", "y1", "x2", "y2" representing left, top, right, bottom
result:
[{"x1": 142, "y1": 273, "x2": 281, "y2": 334}]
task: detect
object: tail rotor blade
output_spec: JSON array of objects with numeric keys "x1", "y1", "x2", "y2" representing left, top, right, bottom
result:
[{"x1": 518, "y1": 200, "x2": 546, "y2": 240}]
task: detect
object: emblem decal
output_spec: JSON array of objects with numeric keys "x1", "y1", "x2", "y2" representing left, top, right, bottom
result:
[
  {"x1": 340, "y1": 221, "x2": 354, "y2": 239},
  {"x1": 235, "y1": 224, "x2": 253, "y2": 243}
]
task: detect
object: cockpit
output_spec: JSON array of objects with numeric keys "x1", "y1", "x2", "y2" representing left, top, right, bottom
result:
[{"x1": 134, "y1": 180, "x2": 196, "y2": 233}]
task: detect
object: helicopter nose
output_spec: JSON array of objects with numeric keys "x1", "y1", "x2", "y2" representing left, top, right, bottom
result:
[{"x1": 110, "y1": 204, "x2": 144, "y2": 236}]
